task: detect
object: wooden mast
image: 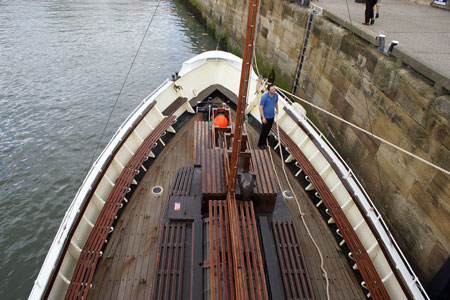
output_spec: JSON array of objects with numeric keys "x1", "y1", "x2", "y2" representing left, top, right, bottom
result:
[{"x1": 225, "y1": 0, "x2": 260, "y2": 299}]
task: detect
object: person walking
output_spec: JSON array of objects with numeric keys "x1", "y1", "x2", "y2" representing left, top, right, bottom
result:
[
  {"x1": 363, "y1": 0, "x2": 378, "y2": 25},
  {"x1": 257, "y1": 84, "x2": 278, "y2": 150}
]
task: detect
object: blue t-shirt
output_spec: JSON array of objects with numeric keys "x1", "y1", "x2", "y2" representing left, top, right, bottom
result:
[{"x1": 260, "y1": 92, "x2": 278, "y2": 119}]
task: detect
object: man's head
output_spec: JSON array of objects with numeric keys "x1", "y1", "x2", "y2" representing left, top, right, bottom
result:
[{"x1": 267, "y1": 84, "x2": 276, "y2": 95}]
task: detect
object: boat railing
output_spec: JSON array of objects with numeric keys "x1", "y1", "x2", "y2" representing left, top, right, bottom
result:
[{"x1": 278, "y1": 93, "x2": 428, "y2": 298}]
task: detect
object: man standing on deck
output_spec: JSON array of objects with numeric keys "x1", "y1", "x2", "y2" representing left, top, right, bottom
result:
[{"x1": 258, "y1": 84, "x2": 278, "y2": 150}]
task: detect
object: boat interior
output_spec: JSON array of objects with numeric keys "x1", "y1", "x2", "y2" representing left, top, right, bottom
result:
[{"x1": 78, "y1": 95, "x2": 368, "y2": 300}]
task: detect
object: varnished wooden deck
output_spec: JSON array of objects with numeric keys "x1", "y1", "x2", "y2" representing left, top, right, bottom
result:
[
  {"x1": 87, "y1": 114, "x2": 202, "y2": 300},
  {"x1": 87, "y1": 110, "x2": 365, "y2": 300},
  {"x1": 245, "y1": 122, "x2": 366, "y2": 300}
]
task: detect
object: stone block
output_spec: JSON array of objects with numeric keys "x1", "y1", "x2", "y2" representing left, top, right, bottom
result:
[
  {"x1": 377, "y1": 143, "x2": 416, "y2": 197},
  {"x1": 330, "y1": 26, "x2": 345, "y2": 51},
  {"x1": 273, "y1": 21, "x2": 285, "y2": 38},
  {"x1": 395, "y1": 69, "x2": 435, "y2": 127},
  {"x1": 330, "y1": 67, "x2": 350, "y2": 96},
  {"x1": 339, "y1": 64, "x2": 359, "y2": 91},
  {"x1": 316, "y1": 76, "x2": 333, "y2": 102},
  {"x1": 434, "y1": 95, "x2": 450, "y2": 120},
  {"x1": 373, "y1": 57, "x2": 397, "y2": 93}
]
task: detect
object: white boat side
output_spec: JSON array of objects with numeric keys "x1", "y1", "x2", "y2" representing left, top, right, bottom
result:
[{"x1": 30, "y1": 50, "x2": 428, "y2": 300}]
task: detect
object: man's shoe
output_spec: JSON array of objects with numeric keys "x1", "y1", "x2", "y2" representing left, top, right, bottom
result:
[
  {"x1": 258, "y1": 144, "x2": 266, "y2": 150},
  {"x1": 376, "y1": 13, "x2": 379, "y2": 18}
]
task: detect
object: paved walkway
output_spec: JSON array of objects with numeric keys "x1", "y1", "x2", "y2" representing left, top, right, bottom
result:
[{"x1": 314, "y1": 0, "x2": 450, "y2": 86}]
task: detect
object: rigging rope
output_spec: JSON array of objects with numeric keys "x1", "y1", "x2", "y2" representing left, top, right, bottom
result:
[
  {"x1": 267, "y1": 115, "x2": 332, "y2": 300},
  {"x1": 252, "y1": 34, "x2": 331, "y2": 300},
  {"x1": 275, "y1": 86, "x2": 450, "y2": 176},
  {"x1": 88, "y1": 0, "x2": 162, "y2": 168},
  {"x1": 57, "y1": 0, "x2": 163, "y2": 241}
]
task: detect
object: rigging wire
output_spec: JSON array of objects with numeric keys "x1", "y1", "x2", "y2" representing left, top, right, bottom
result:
[
  {"x1": 343, "y1": 0, "x2": 387, "y2": 206},
  {"x1": 88, "y1": 0, "x2": 162, "y2": 168}
]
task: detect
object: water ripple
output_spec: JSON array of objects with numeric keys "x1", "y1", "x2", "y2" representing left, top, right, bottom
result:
[{"x1": 0, "y1": 0, "x2": 216, "y2": 298}]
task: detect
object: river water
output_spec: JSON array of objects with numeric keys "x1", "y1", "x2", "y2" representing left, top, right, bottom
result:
[{"x1": 0, "y1": 1, "x2": 216, "y2": 298}]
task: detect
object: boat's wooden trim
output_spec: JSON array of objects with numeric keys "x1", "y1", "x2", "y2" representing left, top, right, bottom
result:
[
  {"x1": 41, "y1": 100, "x2": 157, "y2": 299},
  {"x1": 282, "y1": 106, "x2": 413, "y2": 299},
  {"x1": 64, "y1": 116, "x2": 176, "y2": 299}
]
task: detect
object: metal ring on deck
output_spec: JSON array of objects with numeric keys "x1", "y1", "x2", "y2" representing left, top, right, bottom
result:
[
  {"x1": 282, "y1": 190, "x2": 293, "y2": 200},
  {"x1": 152, "y1": 186, "x2": 163, "y2": 196}
]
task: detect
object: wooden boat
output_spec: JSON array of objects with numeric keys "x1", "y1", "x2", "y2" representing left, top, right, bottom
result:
[{"x1": 30, "y1": 1, "x2": 429, "y2": 299}]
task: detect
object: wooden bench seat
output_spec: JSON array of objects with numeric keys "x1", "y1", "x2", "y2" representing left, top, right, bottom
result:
[
  {"x1": 273, "y1": 125, "x2": 390, "y2": 299},
  {"x1": 162, "y1": 97, "x2": 192, "y2": 116},
  {"x1": 193, "y1": 121, "x2": 212, "y2": 166},
  {"x1": 250, "y1": 149, "x2": 277, "y2": 212},
  {"x1": 201, "y1": 149, "x2": 226, "y2": 200},
  {"x1": 209, "y1": 200, "x2": 268, "y2": 300},
  {"x1": 65, "y1": 116, "x2": 177, "y2": 300}
]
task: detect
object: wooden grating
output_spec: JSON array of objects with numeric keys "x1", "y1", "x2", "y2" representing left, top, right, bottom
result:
[
  {"x1": 250, "y1": 149, "x2": 277, "y2": 198},
  {"x1": 194, "y1": 121, "x2": 212, "y2": 166},
  {"x1": 273, "y1": 125, "x2": 390, "y2": 299},
  {"x1": 209, "y1": 200, "x2": 269, "y2": 300},
  {"x1": 151, "y1": 222, "x2": 186, "y2": 300},
  {"x1": 162, "y1": 97, "x2": 187, "y2": 116},
  {"x1": 202, "y1": 149, "x2": 227, "y2": 199},
  {"x1": 208, "y1": 200, "x2": 235, "y2": 300},
  {"x1": 169, "y1": 166, "x2": 194, "y2": 196},
  {"x1": 272, "y1": 221, "x2": 315, "y2": 300},
  {"x1": 65, "y1": 116, "x2": 176, "y2": 300}
]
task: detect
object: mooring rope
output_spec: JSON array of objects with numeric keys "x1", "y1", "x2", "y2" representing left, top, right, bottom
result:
[{"x1": 267, "y1": 114, "x2": 332, "y2": 300}]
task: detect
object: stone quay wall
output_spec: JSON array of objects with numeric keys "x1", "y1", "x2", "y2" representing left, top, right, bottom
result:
[{"x1": 182, "y1": 0, "x2": 450, "y2": 284}]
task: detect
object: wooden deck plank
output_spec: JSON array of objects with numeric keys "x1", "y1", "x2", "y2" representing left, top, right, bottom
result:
[
  {"x1": 87, "y1": 110, "x2": 366, "y2": 300},
  {"x1": 87, "y1": 114, "x2": 200, "y2": 300},
  {"x1": 245, "y1": 120, "x2": 366, "y2": 300}
]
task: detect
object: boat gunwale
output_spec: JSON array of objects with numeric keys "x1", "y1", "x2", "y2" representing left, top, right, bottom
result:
[
  {"x1": 31, "y1": 51, "x2": 429, "y2": 300},
  {"x1": 30, "y1": 79, "x2": 171, "y2": 299},
  {"x1": 272, "y1": 102, "x2": 429, "y2": 300}
]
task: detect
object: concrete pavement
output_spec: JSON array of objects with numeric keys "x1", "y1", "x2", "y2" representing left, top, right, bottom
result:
[{"x1": 311, "y1": 0, "x2": 450, "y2": 92}]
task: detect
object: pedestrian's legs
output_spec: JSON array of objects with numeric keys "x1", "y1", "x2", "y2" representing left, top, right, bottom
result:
[{"x1": 258, "y1": 118, "x2": 274, "y2": 147}]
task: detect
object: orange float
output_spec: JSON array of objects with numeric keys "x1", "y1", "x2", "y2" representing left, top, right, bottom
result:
[{"x1": 214, "y1": 114, "x2": 228, "y2": 127}]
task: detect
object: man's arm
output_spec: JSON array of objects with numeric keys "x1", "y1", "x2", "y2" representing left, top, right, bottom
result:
[
  {"x1": 275, "y1": 101, "x2": 279, "y2": 115},
  {"x1": 259, "y1": 105, "x2": 267, "y2": 123}
]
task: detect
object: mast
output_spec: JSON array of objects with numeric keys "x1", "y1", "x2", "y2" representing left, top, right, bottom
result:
[
  {"x1": 227, "y1": 0, "x2": 259, "y2": 192},
  {"x1": 225, "y1": 0, "x2": 260, "y2": 299}
]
